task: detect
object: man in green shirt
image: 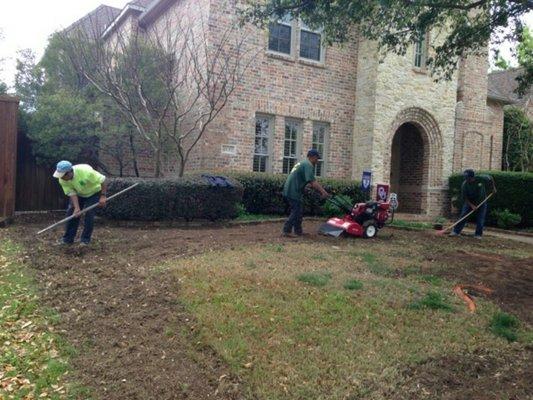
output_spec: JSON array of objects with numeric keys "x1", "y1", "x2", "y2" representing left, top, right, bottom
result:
[
  {"x1": 282, "y1": 149, "x2": 329, "y2": 237},
  {"x1": 53, "y1": 160, "x2": 107, "y2": 245},
  {"x1": 450, "y1": 169, "x2": 496, "y2": 239}
]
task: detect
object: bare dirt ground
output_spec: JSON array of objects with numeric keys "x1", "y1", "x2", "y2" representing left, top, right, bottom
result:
[{"x1": 4, "y1": 217, "x2": 533, "y2": 399}]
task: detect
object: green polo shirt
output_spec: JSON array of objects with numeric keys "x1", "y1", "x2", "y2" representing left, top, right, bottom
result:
[
  {"x1": 461, "y1": 174, "x2": 492, "y2": 204},
  {"x1": 59, "y1": 164, "x2": 105, "y2": 198},
  {"x1": 282, "y1": 159, "x2": 316, "y2": 201}
]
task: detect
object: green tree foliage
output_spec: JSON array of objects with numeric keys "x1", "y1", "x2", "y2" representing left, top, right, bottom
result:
[
  {"x1": 515, "y1": 26, "x2": 533, "y2": 96},
  {"x1": 14, "y1": 49, "x2": 44, "y2": 111},
  {"x1": 27, "y1": 89, "x2": 101, "y2": 165},
  {"x1": 0, "y1": 82, "x2": 7, "y2": 95},
  {"x1": 503, "y1": 106, "x2": 532, "y2": 172},
  {"x1": 243, "y1": 0, "x2": 531, "y2": 87}
]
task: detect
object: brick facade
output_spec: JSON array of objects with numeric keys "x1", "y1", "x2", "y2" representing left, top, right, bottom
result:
[{"x1": 88, "y1": 0, "x2": 509, "y2": 216}]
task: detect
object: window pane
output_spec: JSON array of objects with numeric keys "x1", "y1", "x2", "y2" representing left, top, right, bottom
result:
[
  {"x1": 300, "y1": 30, "x2": 321, "y2": 61},
  {"x1": 312, "y1": 122, "x2": 328, "y2": 177},
  {"x1": 254, "y1": 116, "x2": 271, "y2": 172},
  {"x1": 268, "y1": 22, "x2": 291, "y2": 54}
]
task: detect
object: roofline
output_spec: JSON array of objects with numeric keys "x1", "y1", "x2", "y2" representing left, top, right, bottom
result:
[
  {"x1": 487, "y1": 93, "x2": 516, "y2": 104},
  {"x1": 64, "y1": 4, "x2": 121, "y2": 34},
  {"x1": 102, "y1": 3, "x2": 146, "y2": 39},
  {"x1": 139, "y1": 0, "x2": 175, "y2": 28}
]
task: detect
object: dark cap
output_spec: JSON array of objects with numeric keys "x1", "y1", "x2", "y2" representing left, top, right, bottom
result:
[
  {"x1": 463, "y1": 169, "x2": 475, "y2": 178},
  {"x1": 307, "y1": 148, "x2": 320, "y2": 158}
]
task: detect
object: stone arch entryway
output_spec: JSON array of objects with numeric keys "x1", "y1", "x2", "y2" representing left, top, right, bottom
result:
[{"x1": 386, "y1": 108, "x2": 443, "y2": 215}]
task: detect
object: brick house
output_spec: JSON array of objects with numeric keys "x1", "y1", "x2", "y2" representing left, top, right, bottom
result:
[{"x1": 72, "y1": 0, "x2": 513, "y2": 215}]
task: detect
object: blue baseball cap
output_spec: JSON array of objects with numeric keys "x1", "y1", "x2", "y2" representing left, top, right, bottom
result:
[
  {"x1": 53, "y1": 160, "x2": 73, "y2": 178},
  {"x1": 307, "y1": 148, "x2": 320, "y2": 158}
]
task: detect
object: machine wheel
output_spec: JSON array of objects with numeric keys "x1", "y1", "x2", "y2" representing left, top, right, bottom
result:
[{"x1": 362, "y1": 221, "x2": 378, "y2": 238}]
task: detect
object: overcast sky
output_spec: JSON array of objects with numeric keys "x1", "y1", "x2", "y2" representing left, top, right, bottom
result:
[{"x1": 0, "y1": 1, "x2": 531, "y2": 88}]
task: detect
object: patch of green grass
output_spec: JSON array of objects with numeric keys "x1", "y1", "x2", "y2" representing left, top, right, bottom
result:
[
  {"x1": 391, "y1": 220, "x2": 433, "y2": 231},
  {"x1": 409, "y1": 291, "x2": 455, "y2": 312},
  {"x1": 0, "y1": 238, "x2": 86, "y2": 399},
  {"x1": 418, "y1": 274, "x2": 443, "y2": 286},
  {"x1": 175, "y1": 242, "x2": 517, "y2": 399},
  {"x1": 361, "y1": 252, "x2": 395, "y2": 277},
  {"x1": 297, "y1": 271, "x2": 332, "y2": 287},
  {"x1": 343, "y1": 279, "x2": 363, "y2": 290},
  {"x1": 489, "y1": 312, "x2": 520, "y2": 342},
  {"x1": 235, "y1": 213, "x2": 282, "y2": 222}
]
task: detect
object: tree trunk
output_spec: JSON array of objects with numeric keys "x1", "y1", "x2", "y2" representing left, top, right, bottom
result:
[
  {"x1": 129, "y1": 131, "x2": 140, "y2": 177},
  {"x1": 154, "y1": 147, "x2": 162, "y2": 178}
]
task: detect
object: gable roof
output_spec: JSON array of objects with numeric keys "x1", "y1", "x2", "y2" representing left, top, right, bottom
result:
[
  {"x1": 488, "y1": 68, "x2": 530, "y2": 106},
  {"x1": 64, "y1": 4, "x2": 121, "y2": 37},
  {"x1": 101, "y1": 1, "x2": 157, "y2": 39}
]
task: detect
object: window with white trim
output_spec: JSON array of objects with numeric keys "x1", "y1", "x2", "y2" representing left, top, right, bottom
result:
[
  {"x1": 414, "y1": 31, "x2": 428, "y2": 68},
  {"x1": 283, "y1": 119, "x2": 301, "y2": 174},
  {"x1": 268, "y1": 14, "x2": 292, "y2": 55},
  {"x1": 299, "y1": 22, "x2": 322, "y2": 61},
  {"x1": 312, "y1": 122, "x2": 328, "y2": 177},
  {"x1": 253, "y1": 115, "x2": 273, "y2": 172}
]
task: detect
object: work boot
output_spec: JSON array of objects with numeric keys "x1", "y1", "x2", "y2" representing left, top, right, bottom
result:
[
  {"x1": 474, "y1": 235, "x2": 482, "y2": 240},
  {"x1": 448, "y1": 231, "x2": 459, "y2": 237},
  {"x1": 281, "y1": 232, "x2": 294, "y2": 238},
  {"x1": 55, "y1": 239, "x2": 72, "y2": 246}
]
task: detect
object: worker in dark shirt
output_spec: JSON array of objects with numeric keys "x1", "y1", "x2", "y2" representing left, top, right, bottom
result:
[
  {"x1": 450, "y1": 169, "x2": 496, "y2": 239},
  {"x1": 282, "y1": 149, "x2": 330, "y2": 237}
]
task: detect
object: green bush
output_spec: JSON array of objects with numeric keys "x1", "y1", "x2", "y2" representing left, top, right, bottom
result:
[
  {"x1": 228, "y1": 172, "x2": 366, "y2": 216},
  {"x1": 449, "y1": 171, "x2": 533, "y2": 227},
  {"x1": 491, "y1": 208, "x2": 522, "y2": 229},
  {"x1": 100, "y1": 175, "x2": 243, "y2": 221}
]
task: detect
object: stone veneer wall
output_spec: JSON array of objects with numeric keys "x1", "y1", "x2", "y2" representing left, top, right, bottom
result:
[{"x1": 353, "y1": 32, "x2": 458, "y2": 216}]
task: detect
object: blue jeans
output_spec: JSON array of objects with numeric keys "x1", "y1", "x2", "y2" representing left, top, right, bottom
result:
[
  {"x1": 62, "y1": 193, "x2": 100, "y2": 244},
  {"x1": 283, "y1": 197, "x2": 303, "y2": 235},
  {"x1": 453, "y1": 202, "x2": 488, "y2": 236}
]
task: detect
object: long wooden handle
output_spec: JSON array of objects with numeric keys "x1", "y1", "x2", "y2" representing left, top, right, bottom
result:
[
  {"x1": 37, "y1": 183, "x2": 139, "y2": 235},
  {"x1": 441, "y1": 192, "x2": 494, "y2": 233}
]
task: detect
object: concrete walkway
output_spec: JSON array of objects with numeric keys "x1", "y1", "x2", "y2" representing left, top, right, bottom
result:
[{"x1": 462, "y1": 228, "x2": 533, "y2": 245}]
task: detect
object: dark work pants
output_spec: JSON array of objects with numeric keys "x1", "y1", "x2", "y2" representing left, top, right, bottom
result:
[
  {"x1": 283, "y1": 197, "x2": 303, "y2": 235},
  {"x1": 453, "y1": 202, "x2": 488, "y2": 236},
  {"x1": 62, "y1": 193, "x2": 100, "y2": 244}
]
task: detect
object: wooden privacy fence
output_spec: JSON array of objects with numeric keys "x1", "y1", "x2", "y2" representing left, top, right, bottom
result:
[
  {"x1": 0, "y1": 96, "x2": 19, "y2": 222},
  {"x1": 16, "y1": 131, "x2": 65, "y2": 211}
]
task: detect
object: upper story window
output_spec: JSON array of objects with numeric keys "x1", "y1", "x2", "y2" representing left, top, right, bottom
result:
[
  {"x1": 283, "y1": 118, "x2": 301, "y2": 174},
  {"x1": 312, "y1": 122, "x2": 328, "y2": 177},
  {"x1": 268, "y1": 15, "x2": 292, "y2": 55},
  {"x1": 299, "y1": 22, "x2": 322, "y2": 61},
  {"x1": 414, "y1": 31, "x2": 428, "y2": 68},
  {"x1": 253, "y1": 115, "x2": 273, "y2": 172}
]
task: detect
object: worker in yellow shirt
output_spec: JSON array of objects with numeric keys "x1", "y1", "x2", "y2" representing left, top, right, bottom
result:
[{"x1": 53, "y1": 161, "x2": 107, "y2": 245}]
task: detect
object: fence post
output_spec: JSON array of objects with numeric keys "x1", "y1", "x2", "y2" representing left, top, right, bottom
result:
[{"x1": 0, "y1": 95, "x2": 19, "y2": 226}]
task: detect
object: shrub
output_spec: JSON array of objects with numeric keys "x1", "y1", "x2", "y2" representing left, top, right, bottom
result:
[
  {"x1": 489, "y1": 312, "x2": 520, "y2": 342},
  {"x1": 100, "y1": 175, "x2": 243, "y2": 221},
  {"x1": 449, "y1": 171, "x2": 533, "y2": 227},
  {"x1": 228, "y1": 172, "x2": 366, "y2": 216},
  {"x1": 491, "y1": 208, "x2": 522, "y2": 229}
]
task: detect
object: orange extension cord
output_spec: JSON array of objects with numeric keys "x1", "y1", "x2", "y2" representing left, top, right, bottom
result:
[{"x1": 453, "y1": 284, "x2": 493, "y2": 313}]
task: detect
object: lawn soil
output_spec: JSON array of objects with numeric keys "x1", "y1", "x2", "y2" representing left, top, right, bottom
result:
[{"x1": 4, "y1": 217, "x2": 532, "y2": 399}]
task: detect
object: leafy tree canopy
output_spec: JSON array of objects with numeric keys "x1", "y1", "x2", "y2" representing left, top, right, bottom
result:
[
  {"x1": 502, "y1": 106, "x2": 532, "y2": 172},
  {"x1": 243, "y1": 0, "x2": 532, "y2": 87}
]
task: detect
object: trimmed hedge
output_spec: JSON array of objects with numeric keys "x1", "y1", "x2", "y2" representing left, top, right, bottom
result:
[
  {"x1": 100, "y1": 175, "x2": 243, "y2": 221},
  {"x1": 449, "y1": 171, "x2": 533, "y2": 227},
  {"x1": 228, "y1": 172, "x2": 367, "y2": 216}
]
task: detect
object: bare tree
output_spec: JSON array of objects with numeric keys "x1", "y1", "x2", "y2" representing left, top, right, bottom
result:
[{"x1": 59, "y1": 10, "x2": 254, "y2": 177}]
